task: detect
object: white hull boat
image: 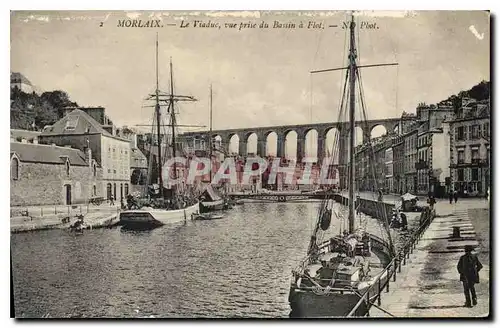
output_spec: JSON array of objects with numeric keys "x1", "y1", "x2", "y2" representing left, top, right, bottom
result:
[{"x1": 120, "y1": 202, "x2": 200, "y2": 228}]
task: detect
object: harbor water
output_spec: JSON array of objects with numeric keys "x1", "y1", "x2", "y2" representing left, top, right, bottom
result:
[{"x1": 11, "y1": 201, "x2": 391, "y2": 318}]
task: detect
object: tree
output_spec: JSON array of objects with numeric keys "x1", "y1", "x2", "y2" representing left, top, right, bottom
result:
[
  {"x1": 11, "y1": 89, "x2": 79, "y2": 130},
  {"x1": 40, "y1": 91, "x2": 78, "y2": 117}
]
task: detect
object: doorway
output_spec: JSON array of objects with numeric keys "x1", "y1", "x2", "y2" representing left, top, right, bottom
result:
[{"x1": 65, "y1": 184, "x2": 72, "y2": 205}]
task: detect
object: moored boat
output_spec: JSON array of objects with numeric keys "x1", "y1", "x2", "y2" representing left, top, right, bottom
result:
[
  {"x1": 120, "y1": 202, "x2": 200, "y2": 227},
  {"x1": 288, "y1": 14, "x2": 397, "y2": 318},
  {"x1": 120, "y1": 34, "x2": 200, "y2": 229}
]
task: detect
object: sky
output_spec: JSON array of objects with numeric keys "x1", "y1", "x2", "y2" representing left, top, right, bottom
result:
[{"x1": 10, "y1": 10, "x2": 490, "y2": 156}]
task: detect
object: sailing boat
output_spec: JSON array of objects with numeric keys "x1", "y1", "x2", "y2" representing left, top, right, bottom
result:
[
  {"x1": 288, "y1": 15, "x2": 396, "y2": 317},
  {"x1": 199, "y1": 85, "x2": 226, "y2": 213},
  {"x1": 119, "y1": 36, "x2": 200, "y2": 228}
]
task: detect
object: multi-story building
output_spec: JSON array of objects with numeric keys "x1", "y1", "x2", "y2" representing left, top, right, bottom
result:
[
  {"x1": 10, "y1": 141, "x2": 102, "y2": 206},
  {"x1": 10, "y1": 72, "x2": 34, "y2": 93},
  {"x1": 449, "y1": 98, "x2": 490, "y2": 196},
  {"x1": 384, "y1": 147, "x2": 394, "y2": 193},
  {"x1": 415, "y1": 103, "x2": 453, "y2": 196},
  {"x1": 38, "y1": 109, "x2": 131, "y2": 201},
  {"x1": 402, "y1": 123, "x2": 419, "y2": 194},
  {"x1": 392, "y1": 135, "x2": 404, "y2": 194}
]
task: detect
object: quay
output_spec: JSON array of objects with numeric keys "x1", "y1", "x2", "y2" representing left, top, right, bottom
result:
[
  {"x1": 347, "y1": 198, "x2": 490, "y2": 318},
  {"x1": 10, "y1": 204, "x2": 121, "y2": 233}
]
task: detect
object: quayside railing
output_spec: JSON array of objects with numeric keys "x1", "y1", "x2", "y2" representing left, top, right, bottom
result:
[{"x1": 346, "y1": 206, "x2": 435, "y2": 317}]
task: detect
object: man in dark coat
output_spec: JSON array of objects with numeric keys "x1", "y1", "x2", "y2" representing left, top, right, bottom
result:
[{"x1": 457, "y1": 245, "x2": 483, "y2": 307}]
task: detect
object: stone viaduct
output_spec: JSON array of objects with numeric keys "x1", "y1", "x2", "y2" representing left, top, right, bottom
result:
[{"x1": 181, "y1": 117, "x2": 414, "y2": 163}]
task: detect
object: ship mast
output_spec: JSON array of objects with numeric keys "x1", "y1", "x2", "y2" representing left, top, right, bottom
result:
[
  {"x1": 169, "y1": 58, "x2": 177, "y2": 193},
  {"x1": 209, "y1": 84, "x2": 213, "y2": 183},
  {"x1": 155, "y1": 33, "x2": 164, "y2": 199},
  {"x1": 347, "y1": 15, "x2": 356, "y2": 234}
]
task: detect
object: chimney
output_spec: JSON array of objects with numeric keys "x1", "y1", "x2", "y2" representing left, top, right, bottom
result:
[
  {"x1": 132, "y1": 133, "x2": 138, "y2": 149},
  {"x1": 85, "y1": 147, "x2": 92, "y2": 167},
  {"x1": 84, "y1": 139, "x2": 92, "y2": 166},
  {"x1": 33, "y1": 138, "x2": 38, "y2": 144},
  {"x1": 21, "y1": 138, "x2": 27, "y2": 144}
]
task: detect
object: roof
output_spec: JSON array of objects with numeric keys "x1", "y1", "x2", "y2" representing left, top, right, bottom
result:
[
  {"x1": 11, "y1": 72, "x2": 32, "y2": 86},
  {"x1": 10, "y1": 142, "x2": 89, "y2": 166},
  {"x1": 10, "y1": 129, "x2": 41, "y2": 141},
  {"x1": 40, "y1": 109, "x2": 112, "y2": 137}
]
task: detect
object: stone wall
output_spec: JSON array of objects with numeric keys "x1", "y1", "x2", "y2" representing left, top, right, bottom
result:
[{"x1": 11, "y1": 161, "x2": 103, "y2": 206}]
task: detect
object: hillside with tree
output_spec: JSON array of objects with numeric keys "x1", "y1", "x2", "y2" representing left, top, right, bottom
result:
[
  {"x1": 439, "y1": 80, "x2": 490, "y2": 110},
  {"x1": 10, "y1": 88, "x2": 78, "y2": 130}
]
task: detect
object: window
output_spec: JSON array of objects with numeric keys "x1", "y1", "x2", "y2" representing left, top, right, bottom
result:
[
  {"x1": 107, "y1": 183, "x2": 112, "y2": 199},
  {"x1": 93, "y1": 185, "x2": 97, "y2": 196},
  {"x1": 108, "y1": 168, "x2": 111, "y2": 173},
  {"x1": 484, "y1": 122, "x2": 490, "y2": 137},
  {"x1": 472, "y1": 168, "x2": 479, "y2": 181},
  {"x1": 457, "y1": 150, "x2": 465, "y2": 164},
  {"x1": 471, "y1": 148, "x2": 479, "y2": 163},
  {"x1": 125, "y1": 183, "x2": 129, "y2": 196},
  {"x1": 65, "y1": 116, "x2": 79, "y2": 131},
  {"x1": 66, "y1": 160, "x2": 70, "y2": 176},
  {"x1": 458, "y1": 168, "x2": 464, "y2": 181},
  {"x1": 93, "y1": 163, "x2": 97, "y2": 177},
  {"x1": 113, "y1": 169, "x2": 116, "y2": 174},
  {"x1": 456, "y1": 126, "x2": 465, "y2": 141},
  {"x1": 11, "y1": 157, "x2": 19, "y2": 180}
]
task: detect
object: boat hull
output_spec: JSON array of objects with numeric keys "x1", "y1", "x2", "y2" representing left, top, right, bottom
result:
[
  {"x1": 200, "y1": 199, "x2": 225, "y2": 213},
  {"x1": 119, "y1": 202, "x2": 199, "y2": 228},
  {"x1": 289, "y1": 277, "x2": 386, "y2": 317},
  {"x1": 289, "y1": 234, "x2": 392, "y2": 317}
]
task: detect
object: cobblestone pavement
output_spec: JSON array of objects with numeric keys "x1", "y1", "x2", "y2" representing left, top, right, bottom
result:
[{"x1": 369, "y1": 199, "x2": 490, "y2": 318}]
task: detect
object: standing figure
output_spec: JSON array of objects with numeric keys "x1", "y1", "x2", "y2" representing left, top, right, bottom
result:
[
  {"x1": 457, "y1": 245, "x2": 483, "y2": 307},
  {"x1": 449, "y1": 190, "x2": 454, "y2": 204},
  {"x1": 454, "y1": 190, "x2": 459, "y2": 204},
  {"x1": 109, "y1": 194, "x2": 115, "y2": 206}
]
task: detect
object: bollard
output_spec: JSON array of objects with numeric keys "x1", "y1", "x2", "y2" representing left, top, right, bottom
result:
[
  {"x1": 393, "y1": 260, "x2": 398, "y2": 281},
  {"x1": 41, "y1": 208, "x2": 43, "y2": 217},
  {"x1": 452, "y1": 226, "x2": 461, "y2": 238},
  {"x1": 55, "y1": 206, "x2": 57, "y2": 215},
  {"x1": 386, "y1": 276, "x2": 390, "y2": 292}
]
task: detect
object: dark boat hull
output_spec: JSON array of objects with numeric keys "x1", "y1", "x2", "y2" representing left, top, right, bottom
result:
[
  {"x1": 200, "y1": 200, "x2": 225, "y2": 213},
  {"x1": 289, "y1": 234, "x2": 392, "y2": 317},
  {"x1": 289, "y1": 274, "x2": 388, "y2": 317}
]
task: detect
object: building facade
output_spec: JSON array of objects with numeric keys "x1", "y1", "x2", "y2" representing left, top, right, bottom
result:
[
  {"x1": 384, "y1": 147, "x2": 394, "y2": 193},
  {"x1": 10, "y1": 141, "x2": 102, "y2": 206},
  {"x1": 392, "y1": 135, "x2": 404, "y2": 194},
  {"x1": 10, "y1": 72, "x2": 34, "y2": 94},
  {"x1": 449, "y1": 98, "x2": 490, "y2": 196},
  {"x1": 38, "y1": 109, "x2": 131, "y2": 201},
  {"x1": 403, "y1": 125, "x2": 418, "y2": 194}
]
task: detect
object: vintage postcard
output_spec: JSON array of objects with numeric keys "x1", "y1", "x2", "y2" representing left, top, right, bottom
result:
[{"x1": 10, "y1": 10, "x2": 490, "y2": 319}]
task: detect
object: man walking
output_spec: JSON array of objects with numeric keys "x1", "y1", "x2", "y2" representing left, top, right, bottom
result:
[
  {"x1": 454, "y1": 190, "x2": 459, "y2": 203},
  {"x1": 457, "y1": 245, "x2": 483, "y2": 307}
]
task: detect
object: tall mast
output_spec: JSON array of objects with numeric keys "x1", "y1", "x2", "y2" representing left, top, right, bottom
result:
[
  {"x1": 347, "y1": 15, "x2": 356, "y2": 234},
  {"x1": 170, "y1": 58, "x2": 177, "y2": 186},
  {"x1": 155, "y1": 33, "x2": 164, "y2": 199},
  {"x1": 209, "y1": 84, "x2": 213, "y2": 183}
]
